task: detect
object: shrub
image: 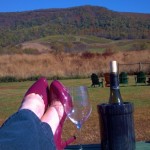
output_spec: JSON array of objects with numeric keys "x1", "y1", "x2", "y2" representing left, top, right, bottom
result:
[
  {"x1": 0, "y1": 76, "x2": 17, "y2": 82},
  {"x1": 81, "y1": 51, "x2": 95, "y2": 59}
]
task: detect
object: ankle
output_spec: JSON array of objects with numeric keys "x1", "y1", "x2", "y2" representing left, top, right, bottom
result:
[{"x1": 51, "y1": 101, "x2": 64, "y2": 120}]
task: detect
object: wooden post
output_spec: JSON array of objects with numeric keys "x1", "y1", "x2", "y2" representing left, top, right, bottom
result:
[{"x1": 139, "y1": 62, "x2": 142, "y2": 72}]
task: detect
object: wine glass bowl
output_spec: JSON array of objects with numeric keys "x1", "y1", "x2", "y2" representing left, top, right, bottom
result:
[{"x1": 66, "y1": 86, "x2": 92, "y2": 149}]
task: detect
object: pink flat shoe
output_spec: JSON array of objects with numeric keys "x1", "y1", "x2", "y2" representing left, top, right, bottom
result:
[
  {"x1": 49, "y1": 80, "x2": 76, "y2": 150},
  {"x1": 23, "y1": 77, "x2": 49, "y2": 110}
]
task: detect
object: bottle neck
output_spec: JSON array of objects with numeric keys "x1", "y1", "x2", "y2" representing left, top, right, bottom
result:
[
  {"x1": 109, "y1": 72, "x2": 123, "y2": 104},
  {"x1": 110, "y1": 72, "x2": 119, "y2": 89}
]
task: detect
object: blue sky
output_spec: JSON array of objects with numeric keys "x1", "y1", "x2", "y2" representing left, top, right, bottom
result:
[{"x1": 0, "y1": 0, "x2": 150, "y2": 13}]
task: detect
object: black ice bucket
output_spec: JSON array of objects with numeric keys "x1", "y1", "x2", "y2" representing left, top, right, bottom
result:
[{"x1": 97, "y1": 102, "x2": 135, "y2": 150}]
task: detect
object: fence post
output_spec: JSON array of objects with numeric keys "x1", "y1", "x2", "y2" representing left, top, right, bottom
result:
[{"x1": 139, "y1": 62, "x2": 142, "y2": 72}]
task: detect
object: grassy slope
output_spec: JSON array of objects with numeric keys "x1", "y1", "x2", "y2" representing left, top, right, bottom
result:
[
  {"x1": 19, "y1": 35, "x2": 150, "y2": 53},
  {"x1": 0, "y1": 77, "x2": 149, "y2": 144},
  {"x1": 37, "y1": 35, "x2": 150, "y2": 52}
]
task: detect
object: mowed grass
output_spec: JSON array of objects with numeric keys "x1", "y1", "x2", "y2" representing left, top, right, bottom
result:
[{"x1": 0, "y1": 77, "x2": 149, "y2": 144}]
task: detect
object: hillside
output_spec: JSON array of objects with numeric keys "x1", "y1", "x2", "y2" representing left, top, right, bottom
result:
[{"x1": 0, "y1": 5, "x2": 150, "y2": 48}]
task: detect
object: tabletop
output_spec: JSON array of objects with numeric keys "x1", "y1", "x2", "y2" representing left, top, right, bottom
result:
[{"x1": 65, "y1": 141, "x2": 150, "y2": 150}]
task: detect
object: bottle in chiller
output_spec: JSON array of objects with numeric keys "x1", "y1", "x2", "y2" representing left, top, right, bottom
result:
[{"x1": 97, "y1": 60, "x2": 135, "y2": 150}]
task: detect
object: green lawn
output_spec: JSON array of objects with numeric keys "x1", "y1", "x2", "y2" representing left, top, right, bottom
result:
[{"x1": 0, "y1": 77, "x2": 149, "y2": 144}]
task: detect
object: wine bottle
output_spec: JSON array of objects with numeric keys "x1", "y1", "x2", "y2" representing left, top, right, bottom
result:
[{"x1": 109, "y1": 60, "x2": 123, "y2": 104}]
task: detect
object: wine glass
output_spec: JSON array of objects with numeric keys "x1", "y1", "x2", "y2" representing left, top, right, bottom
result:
[{"x1": 66, "y1": 86, "x2": 92, "y2": 150}]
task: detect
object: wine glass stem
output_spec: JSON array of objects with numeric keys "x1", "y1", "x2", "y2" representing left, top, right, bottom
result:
[{"x1": 78, "y1": 127, "x2": 83, "y2": 150}]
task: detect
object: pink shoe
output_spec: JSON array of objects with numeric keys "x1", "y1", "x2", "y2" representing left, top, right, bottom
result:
[
  {"x1": 23, "y1": 77, "x2": 49, "y2": 111},
  {"x1": 49, "y1": 80, "x2": 76, "y2": 150}
]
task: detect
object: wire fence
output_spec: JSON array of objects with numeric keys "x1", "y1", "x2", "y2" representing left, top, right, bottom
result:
[{"x1": 118, "y1": 62, "x2": 150, "y2": 74}]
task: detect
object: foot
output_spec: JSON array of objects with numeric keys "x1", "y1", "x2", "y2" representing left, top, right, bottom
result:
[
  {"x1": 49, "y1": 80, "x2": 76, "y2": 149},
  {"x1": 20, "y1": 77, "x2": 49, "y2": 118},
  {"x1": 41, "y1": 101, "x2": 64, "y2": 134},
  {"x1": 20, "y1": 93, "x2": 45, "y2": 118}
]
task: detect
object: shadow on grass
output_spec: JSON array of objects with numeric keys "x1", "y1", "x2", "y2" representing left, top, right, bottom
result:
[{"x1": 120, "y1": 84, "x2": 149, "y2": 87}]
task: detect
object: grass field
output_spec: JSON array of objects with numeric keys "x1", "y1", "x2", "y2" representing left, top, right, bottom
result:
[{"x1": 0, "y1": 77, "x2": 149, "y2": 145}]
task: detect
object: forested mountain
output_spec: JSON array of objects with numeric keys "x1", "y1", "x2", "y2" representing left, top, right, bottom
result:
[{"x1": 0, "y1": 5, "x2": 150, "y2": 47}]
